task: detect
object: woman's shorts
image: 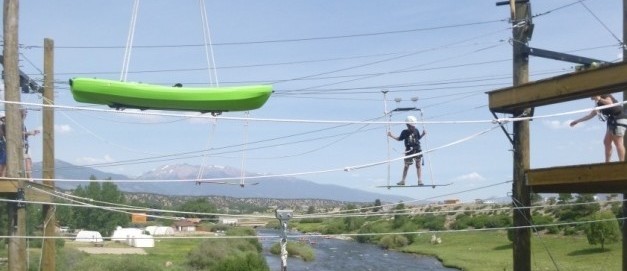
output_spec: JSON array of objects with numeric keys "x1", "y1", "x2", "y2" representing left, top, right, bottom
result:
[
  {"x1": 609, "y1": 118, "x2": 627, "y2": 137},
  {"x1": 404, "y1": 149, "x2": 422, "y2": 165}
]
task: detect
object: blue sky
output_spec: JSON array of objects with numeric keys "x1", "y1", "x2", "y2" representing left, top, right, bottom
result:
[{"x1": 2, "y1": 0, "x2": 624, "y2": 202}]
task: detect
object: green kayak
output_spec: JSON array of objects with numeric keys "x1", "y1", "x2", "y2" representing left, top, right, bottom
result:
[{"x1": 69, "y1": 77, "x2": 272, "y2": 113}]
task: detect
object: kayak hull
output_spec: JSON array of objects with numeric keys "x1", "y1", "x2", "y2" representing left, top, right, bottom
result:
[{"x1": 69, "y1": 78, "x2": 272, "y2": 112}]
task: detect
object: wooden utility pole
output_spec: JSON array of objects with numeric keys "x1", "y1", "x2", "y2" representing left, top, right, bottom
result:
[
  {"x1": 622, "y1": 1, "x2": 627, "y2": 270},
  {"x1": 41, "y1": 38, "x2": 56, "y2": 271},
  {"x1": 510, "y1": 1, "x2": 531, "y2": 271},
  {"x1": 4, "y1": 0, "x2": 27, "y2": 270}
]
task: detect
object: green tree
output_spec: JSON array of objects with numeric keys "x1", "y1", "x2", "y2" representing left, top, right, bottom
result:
[
  {"x1": 70, "y1": 180, "x2": 130, "y2": 236},
  {"x1": 392, "y1": 202, "x2": 408, "y2": 229},
  {"x1": 306, "y1": 205, "x2": 315, "y2": 214},
  {"x1": 177, "y1": 198, "x2": 218, "y2": 220},
  {"x1": 557, "y1": 193, "x2": 573, "y2": 204},
  {"x1": 530, "y1": 193, "x2": 543, "y2": 204},
  {"x1": 585, "y1": 211, "x2": 620, "y2": 250},
  {"x1": 373, "y1": 199, "x2": 382, "y2": 212}
]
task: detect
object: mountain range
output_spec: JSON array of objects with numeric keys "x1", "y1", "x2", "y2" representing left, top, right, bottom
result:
[{"x1": 33, "y1": 160, "x2": 413, "y2": 203}]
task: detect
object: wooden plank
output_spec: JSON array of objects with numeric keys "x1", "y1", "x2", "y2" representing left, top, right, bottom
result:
[
  {"x1": 0, "y1": 180, "x2": 19, "y2": 193},
  {"x1": 24, "y1": 183, "x2": 53, "y2": 202},
  {"x1": 488, "y1": 62, "x2": 627, "y2": 113},
  {"x1": 0, "y1": 181, "x2": 52, "y2": 202},
  {"x1": 527, "y1": 162, "x2": 627, "y2": 193}
]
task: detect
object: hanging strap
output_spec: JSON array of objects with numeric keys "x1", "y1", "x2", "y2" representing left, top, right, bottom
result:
[
  {"x1": 120, "y1": 0, "x2": 140, "y2": 82},
  {"x1": 382, "y1": 91, "x2": 391, "y2": 187},
  {"x1": 239, "y1": 111, "x2": 250, "y2": 187},
  {"x1": 198, "y1": 0, "x2": 220, "y2": 86},
  {"x1": 195, "y1": 117, "x2": 218, "y2": 183},
  {"x1": 419, "y1": 110, "x2": 435, "y2": 185}
]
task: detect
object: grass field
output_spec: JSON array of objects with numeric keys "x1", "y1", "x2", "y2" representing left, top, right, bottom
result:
[
  {"x1": 2, "y1": 230, "x2": 622, "y2": 271},
  {"x1": 403, "y1": 231, "x2": 621, "y2": 271}
]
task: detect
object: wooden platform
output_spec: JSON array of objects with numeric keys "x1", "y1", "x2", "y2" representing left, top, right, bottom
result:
[
  {"x1": 0, "y1": 180, "x2": 53, "y2": 202},
  {"x1": 487, "y1": 61, "x2": 627, "y2": 113},
  {"x1": 526, "y1": 162, "x2": 627, "y2": 193}
]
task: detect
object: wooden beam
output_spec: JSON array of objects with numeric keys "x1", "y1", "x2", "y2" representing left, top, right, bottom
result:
[
  {"x1": 488, "y1": 62, "x2": 627, "y2": 113},
  {"x1": 0, "y1": 181, "x2": 18, "y2": 193},
  {"x1": 0, "y1": 181, "x2": 52, "y2": 202},
  {"x1": 527, "y1": 162, "x2": 627, "y2": 193}
]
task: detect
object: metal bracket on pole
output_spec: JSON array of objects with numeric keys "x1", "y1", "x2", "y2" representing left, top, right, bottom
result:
[
  {"x1": 522, "y1": 46, "x2": 608, "y2": 67},
  {"x1": 491, "y1": 111, "x2": 514, "y2": 146},
  {"x1": 0, "y1": 55, "x2": 44, "y2": 94},
  {"x1": 16, "y1": 188, "x2": 25, "y2": 208},
  {"x1": 275, "y1": 209, "x2": 293, "y2": 271},
  {"x1": 392, "y1": 107, "x2": 420, "y2": 112}
]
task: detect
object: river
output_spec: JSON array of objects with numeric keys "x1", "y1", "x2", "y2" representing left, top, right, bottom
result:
[{"x1": 257, "y1": 229, "x2": 459, "y2": 271}]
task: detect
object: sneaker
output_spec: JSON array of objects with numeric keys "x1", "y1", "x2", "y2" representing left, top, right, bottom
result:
[
  {"x1": 417, "y1": 181, "x2": 424, "y2": 186},
  {"x1": 396, "y1": 181, "x2": 405, "y2": 186}
]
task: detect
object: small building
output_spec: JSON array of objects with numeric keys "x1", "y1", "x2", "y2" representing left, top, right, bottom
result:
[
  {"x1": 145, "y1": 226, "x2": 175, "y2": 236},
  {"x1": 111, "y1": 227, "x2": 144, "y2": 242},
  {"x1": 219, "y1": 217, "x2": 239, "y2": 226},
  {"x1": 174, "y1": 220, "x2": 197, "y2": 232},
  {"x1": 111, "y1": 226, "x2": 155, "y2": 248},
  {"x1": 443, "y1": 199, "x2": 461, "y2": 205},
  {"x1": 75, "y1": 230, "x2": 103, "y2": 244},
  {"x1": 129, "y1": 234, "x2": 155, "y2": 248}
]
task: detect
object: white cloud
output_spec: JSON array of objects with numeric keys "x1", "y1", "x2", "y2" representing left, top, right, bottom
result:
[
  {"x1": 542, "y1": 120, "x2": 571, "y2": 130},
  {"x1": 75, "y1": 154, "x2": 115, "y2": 165},
  {"x1": 454, "y1": 172, "x2": 485, "y2": 182},
  {"x1": 55, "y1": 124, "x2": 73, "y2": 134}
]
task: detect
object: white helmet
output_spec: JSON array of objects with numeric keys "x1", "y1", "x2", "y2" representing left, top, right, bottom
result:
[{"x1": 405, "y1": 115, "x2": 417, "y2": 125}]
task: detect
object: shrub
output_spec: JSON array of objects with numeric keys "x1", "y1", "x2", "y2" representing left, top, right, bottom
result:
[
  {"x1": 187, "y1": 237, "x2": 267, "y2": 270},
  {"x1": 213, "y1": 252, "x2": 269, "y2": 271},
  {"x1": 584, "y1": 211, "x2": 620, "y2": 250},
  {"x1": 269, "y1": 241, "x2": 315, "y2": 262},
  {"x1": 378, "y1": 234, "x2": 409, "y2": 249}
]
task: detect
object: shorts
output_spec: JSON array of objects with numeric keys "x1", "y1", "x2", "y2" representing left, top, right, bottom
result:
[
  {"x1": 608, "y1": 118, "x2": 627, "y2": 137},
  {"x1": 0, "y1": 142, "x2": 5, "y2": 165},
  {"x1": 404, "y1": 148, "x2": 422, "y2": 165}
]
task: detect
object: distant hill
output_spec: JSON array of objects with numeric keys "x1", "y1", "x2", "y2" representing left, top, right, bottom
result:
[{"x1": 32, "y1": 160, "x2": 413, "y2": 203}]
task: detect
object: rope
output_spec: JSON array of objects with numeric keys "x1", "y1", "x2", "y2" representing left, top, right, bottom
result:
[
  {"x1": 418, "y1": 107, "x2": 435, "y2": 185},
  {"x1": 3, "y1": 124, "x2": 499, "y2": 184},
  {"x1": 511, "y1": 196, "x2": 561, "y2": 271},
  {"x1": 120, "y1": 0, "x2": 140, "y2": 82},
  {"x1": 382, "y1": 91, "x2": 391, "y2": 187},
  {"x1": 577, "y1": 0, "x2": 625, "y2": 50},
  {"x1": 198, "y1": 0, "x2": 220, "y2": 86},
  {"x1": 8, "y1": 99, "x2": 627, "y2": 125},
  {"x1": 195, "y1": 117, "x2": 218, "y2": 183},
  {"x1": 240, "y1": 112, "x2": 250, "y2": 186},
  {"x1": 345, "y1": 124, "x2": 500, "y2": 172}
]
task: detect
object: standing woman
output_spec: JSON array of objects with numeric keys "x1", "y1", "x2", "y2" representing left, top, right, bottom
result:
[{"x1": 570, "y1": 94, "x2": 627, "y2": 162}]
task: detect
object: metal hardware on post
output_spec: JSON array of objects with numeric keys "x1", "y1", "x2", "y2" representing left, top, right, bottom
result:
[{"x1": 16, "y1": 188, "x2": 25, "y2": 208}]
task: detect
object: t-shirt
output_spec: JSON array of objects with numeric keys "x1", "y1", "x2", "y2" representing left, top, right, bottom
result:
[
  {"x1": 598, "y1": 95, "x2": 626, "y2": 119},
  {"x1": 398, "y1": 128, "x2": 422, "y2": 151}
]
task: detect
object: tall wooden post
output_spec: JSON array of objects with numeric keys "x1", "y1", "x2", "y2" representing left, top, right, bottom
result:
[
  {"x1": 622, "y1": 1, "x2": 627, "y2": 270},
  {"x1": 41, "y1": 38, "x2": 56, "y2": 271},
  {"x1": 4, "y1": 0, "x2": 27, "y2": 270},
  {"x1": 511, "y1": 1, "x2": 531, "y2": 271}
]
